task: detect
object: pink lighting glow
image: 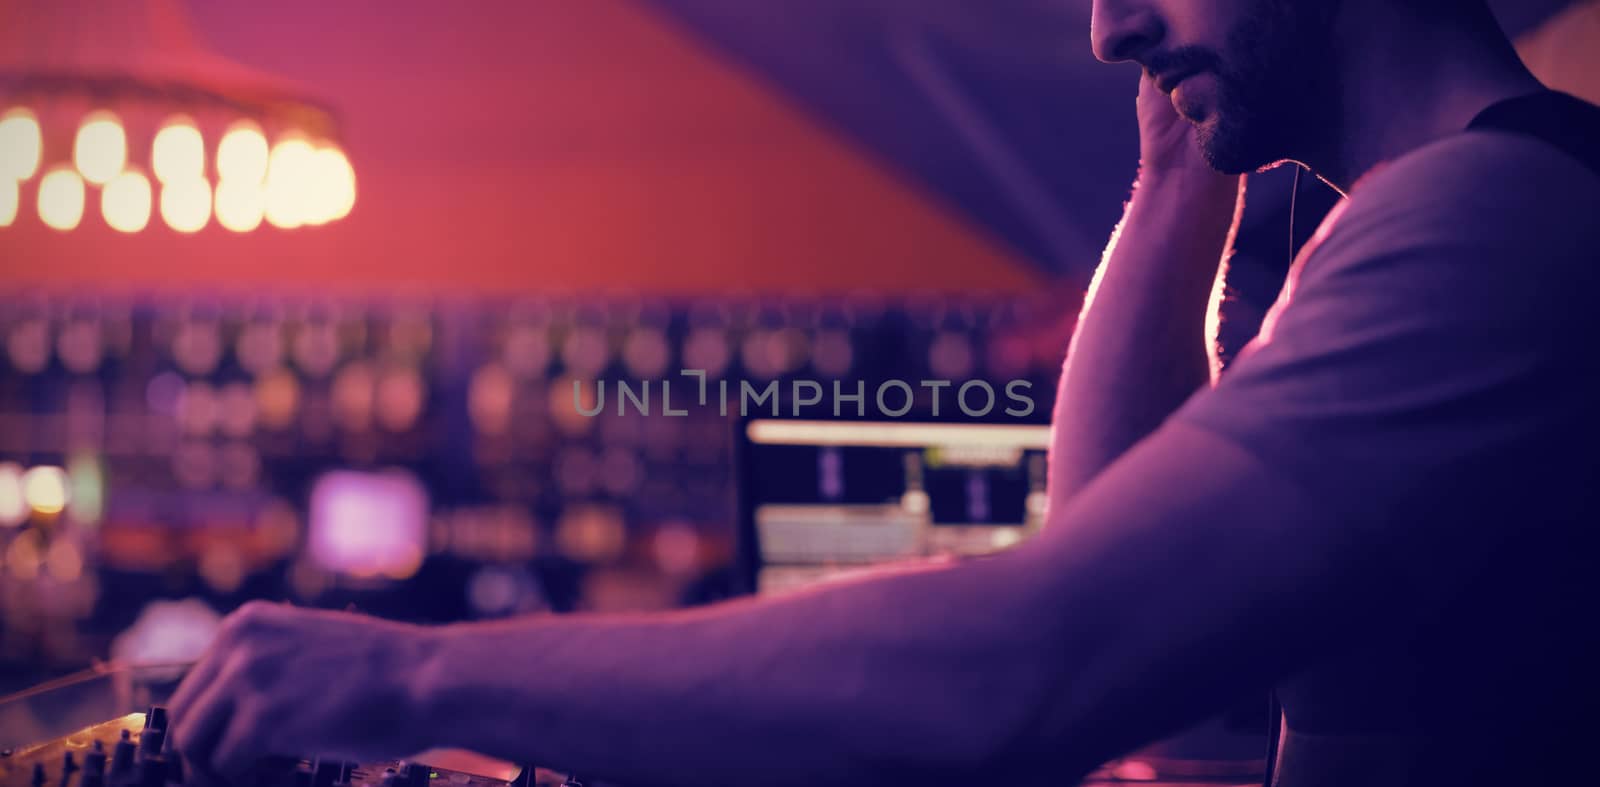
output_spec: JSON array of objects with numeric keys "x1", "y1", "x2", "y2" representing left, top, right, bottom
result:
[{"x1": 307, "y1": 469, "x2": 429, "y2": 579}]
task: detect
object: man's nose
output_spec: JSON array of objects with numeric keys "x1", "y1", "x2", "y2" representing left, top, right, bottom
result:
[{"x1": 1090, "y1": 0, "x2": 1165, "y2": 63}]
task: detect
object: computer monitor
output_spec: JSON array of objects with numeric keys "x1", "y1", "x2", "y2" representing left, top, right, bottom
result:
[{"x1": 734, "y1": 418, "x2": 1052, "y2": 596}]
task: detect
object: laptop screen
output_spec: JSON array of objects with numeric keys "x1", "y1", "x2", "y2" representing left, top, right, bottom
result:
[{"x1": 734, "y1": 419, "x2": 1052, "y2": 595}]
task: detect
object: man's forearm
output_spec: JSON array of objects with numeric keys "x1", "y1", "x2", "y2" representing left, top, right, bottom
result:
[
  {"x1": 410, "y1": 424, "x2": 1353, "y2": 787},
  {"x1": 1049, "y1": 168, "x2": 1243, "y2": 500},
  {"x1": 170, "y1": 425, "x2": 1408, "y2": 787},
  {"x1": 415, "y1": 559, "x2": 1069, "y2": 787}
]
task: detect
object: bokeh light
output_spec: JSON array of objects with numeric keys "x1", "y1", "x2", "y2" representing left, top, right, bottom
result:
[
  {"x1": 67, "y1": 454, "x2": 105, "y2": 525},
  {"x1": 307, "y1": 146, "x2": 356, "y2": 224},
  {"x1": 22, "y1": 465, "x2": 69, "y2": 515},
  {"x1": 173, "y1": 319, "x2": 224, "y2": 376},
  {"x1": 469, "y1": 363, "x2": 515, "y2": 435},
  {"x1": 217, "y1": 382, "x2": 259, "y2": 437},
  {"x1": 376, "y1": 366, "x2": 425, "y2": 432},
  {"x1": 45, "y1": 539, "x2": 84, "y2": 582},
  {"x1": 5, "y1": 535, "x2": 41, "y2": 580},
  {"x1": 38, "y1": 167, "x2": 86, "y2": 230},
  {"x1": 264, "y1": 137, "x2": 315, "y2": 228},
  {"x1": 216, "y1": 122, "x2": 270, "y2": 183},
  {"x1": 152, "y1": 118, "x2": 205, "y2": 183},
  {"x1": 198, "y1": 543, "x2": 246, "y2": 592},
  {"x1": 161, "y1": 176, "x2": 212, "y2": 233},
  {"x1": 102, "y1": 170, "x2": 153, "y2": 232},
  {"x1": 219, "y1": 442, "x2": 261, "y2": 491},
  {"x1": 556, "y1": 505, "x2": 627, "y2": 563},
  {"x1": 74, "y1": 111, "x2": 127, "y2": 185},
  {"x1": 2, "y1": 114, "x2": 349, "y2": 233},
  {"x1": 0, "y1": 108, "x2": 43, "y2": 180},
  {"x1": 178, "y1": 381, "x2": 218, "y2": 436},
  {"x1": 214, "y1": 178, "x2": 266, "y2": 232},
  {"x1": 110, "y1": 599, "x2": 223, "y2": 685},
  {"x1": 331, "y1": 361, "x2": 376, "y2": 432},
  {"x1": 7, "y1": 319, "x2": 51, "y2": 373},
  {"x1": 652, "y1": 521, "x2": 703, "y2": 576},
  {"x1": 308, "y1": 469, "x2": 429, "y2": 579}
]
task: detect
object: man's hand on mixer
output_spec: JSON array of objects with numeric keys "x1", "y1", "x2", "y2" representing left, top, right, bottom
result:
[{"x1": 169, "y1": 602, "x2": 438, "y2": 783}]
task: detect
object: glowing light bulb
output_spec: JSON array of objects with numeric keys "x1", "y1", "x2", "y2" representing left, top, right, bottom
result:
[
  {"x1": 38, "y1": 167, "x2": 86, "y2": 230},
  {"x1": 22, "y1": 465, "x2": 68, "y2": 515},
  {"x1": 304, "y1": 146, "x2": 356, "y2": 225},
  {"x1": 0, "y1": 108, "x2": 42, "y2": 180},
  {"x1": 161, "y1": 177, "x2": 212, "y2": 233},
  {"x1": 102, "y1": 170, "x2": 152, "y2": 232},
  {"x1": 214, "y1": 178, "x2": 265, "y2": 232},
  {"x1": 264, "y1": 137, "x2": 315, "y2": 228},
  {"x1": 0, "y1": 178, "x2": 16, "y2": 227},
  {"x1": 152, "y1": 118, "x2": 205, "y2": 183},
  {"x1": 74, "y1": 111, "x2": 126, "y2": 185},
  {"x1": 217, "y1": 122, "x2": 269, "y2": 183}
]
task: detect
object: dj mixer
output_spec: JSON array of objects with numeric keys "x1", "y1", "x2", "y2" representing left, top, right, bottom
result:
[
  {"x1": 2, "y1": 706, "x2": 1262, "y2": 787},
  {"x1": 0, "y1": 708, "x2": 579, "y2": 787}
]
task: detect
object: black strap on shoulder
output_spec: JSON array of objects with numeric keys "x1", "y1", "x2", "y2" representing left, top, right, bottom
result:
[{"x1": 1467, "y1": 90, "x2": 1600, "y2": 178}]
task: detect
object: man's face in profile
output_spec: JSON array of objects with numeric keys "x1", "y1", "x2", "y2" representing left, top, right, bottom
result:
[{"x1": 1093, "y1": 0, "x2": 1343, "y2": 173}]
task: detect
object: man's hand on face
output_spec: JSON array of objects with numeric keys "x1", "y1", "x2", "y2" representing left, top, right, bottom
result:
[
  {"x1": 169, "y1": 602, "x2": 439, "y2": 784},
  {"x1": 1135, "y1": 72, "x2": 1220, "y2": 181}
]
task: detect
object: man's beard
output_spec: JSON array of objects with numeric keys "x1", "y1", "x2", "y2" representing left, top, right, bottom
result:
[{"x1": 1193, "y1": 1, "x2": 1342, "y2": 174}]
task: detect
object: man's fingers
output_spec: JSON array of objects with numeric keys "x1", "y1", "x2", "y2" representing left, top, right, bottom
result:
[
  {"x1": 172, "y1": 678, "x2": 236, "y2": 787},
  {"x1": 168, "y1": 644, "x2": 228, "y2": 733}
]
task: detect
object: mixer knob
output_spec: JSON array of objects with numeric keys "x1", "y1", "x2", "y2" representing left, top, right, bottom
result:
[
  {"x1": 109, "y1": 732, "x2": 136, "y2": 780},
  {"x1": 398, "y1": 764, "x2": 429, "y2": 787},
  {"x1": 81, "y1": 740, "x2": 107, "y2": 787},
  {"x1": 137, "y1": 730, "x2": 165, "y2": 759},
  {"x1": 142, "y1": 708, "x2": 169, "y2": 733},
  {"x1": 58, "y1": 752, "x2": 80, "y2": 787}
]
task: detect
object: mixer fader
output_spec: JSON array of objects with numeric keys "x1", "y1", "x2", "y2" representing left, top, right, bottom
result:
[{"x1": 0, "y1": 709, "x2": 581, "y2": 787}]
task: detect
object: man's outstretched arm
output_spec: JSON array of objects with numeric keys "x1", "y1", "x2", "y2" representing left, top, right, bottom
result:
[
  {"x1": 418, "y1": 425, "x2": 1368, "y2": 787},
  {"x1": 171, "y1": 423, "x2": 1347, "y2": 787}
]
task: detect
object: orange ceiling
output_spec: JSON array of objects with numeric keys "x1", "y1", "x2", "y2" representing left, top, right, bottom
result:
[{"x1": 0, "y1": 0, "x2": 1042, "y2": 295}]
